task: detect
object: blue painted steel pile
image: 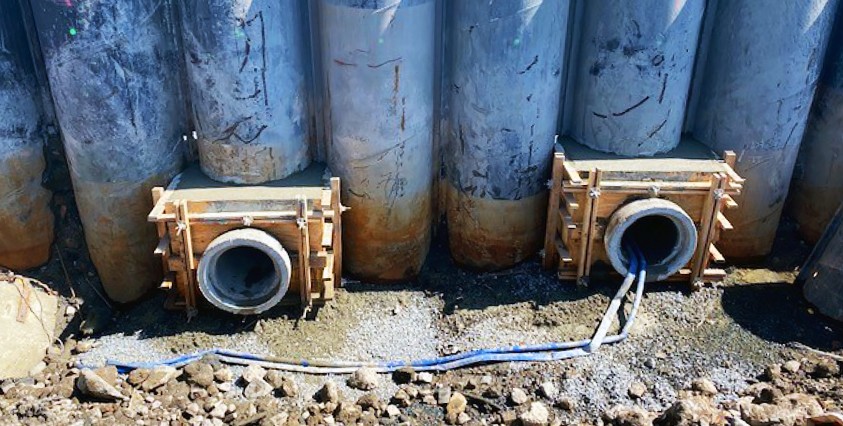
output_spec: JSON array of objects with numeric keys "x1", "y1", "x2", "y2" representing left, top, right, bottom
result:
[{"x1": 0, "y1": 0, "x2": 839, "y2": 302}]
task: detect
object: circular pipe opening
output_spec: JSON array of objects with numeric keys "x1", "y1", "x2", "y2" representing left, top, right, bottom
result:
[
  {"x1": 198, "y1": 228, "x2": 291, "y2": 315},
  {"x1": 604, "y1": 199, "x2": 697, "y2": 281}
]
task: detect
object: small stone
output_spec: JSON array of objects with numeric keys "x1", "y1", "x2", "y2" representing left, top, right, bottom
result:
[
  {"x1": 266, "y1": 371, "x2": 297, "y2": 397},
  {"x1": 392, "y1": 388, "x2": 412, "y2": 407},
  {"x1": 782, "y1": 360, "x2": 801, "y2": 373},
  {"x1": 500, "y1": 411, "x2": 518, "y2": 425},
  {"x1": 214, "y1": 368, "x2": 234, "y2": 383},
  {"x1": 656, "y1": 397, "x2": 724, "y2": 426},
  {"x1": 763, "y1": 364, "x2": 783, "y2": 381},
  {"x1": 385, "y1": 405, "x2": 400, "y2": 418},
  {"x1": 348, "y1": 367, "x2": 379, "y2": 391},
  {"x1": 209, "y1": 402, "x2": 227, "y2": 418},
  {"x1": 404, "y1": 385, "x2": 419, "y2": 399},
  {"x1": 644, "y1": 358, "x2": 657, "y2": 369},
  {"x1": 184, "y1": 362, "x2": 215, "y2": 388},
  {"x1": 143, "y1": 366, "x2": 181, "y2": 391},
  {"x1": 510, "y1": 388, "x2": 529, "y2": 405},
  {"x1": 243, "y1": 379, "x2": 273, "y2": 399},
  {"x1": 217, "y1": 382, "x2": 232, "y2": 393},
  {"x1": 628, "y1": 382, "x2": 647, "y2": 399},
  {"x1": 393, "y1": 367, "x2": 416, "y2": 384},
  {"x1": 417, "y1": 372, "x2": 434, "y2": 384},
  {"x1": 76, "y1": 369, "x2": 126, "y2": 401},
  {"x1": 65, "y1": 305, "x2": 77, "y2": 317},
  {"x1": 316, "y1": 382, "x2": 340, "y2": 403},
  {"x1": 356, "y1": 393, "x2": 383, "y2": 411},
  {"x1": 446, "y1": 393, "x2": 468, "y2": 424},
  {"x1": 263, "y1": 412, "x2": 289, "y2": 426},
  {"x1": 423, "y1": 394, "x2": 438, "y2": 405},
  {"x1": 557, "y1": 397, "x2": 575, "y2": 411},
  {"x1": 127, "y1": 369, "x2": 150, "y2": 386},
  {"x1": 457, "y1": 412, "x2": 471, "y2": 425},
  {"x1": 480, "y1": 375, "x2": 493, "y2": 386},
  {"x1": 186, "y1": 402, "x2": 202, "y2": 416},
  {"x1": 603, "y1": 405, "x2": 653, "y2": 426},
  {"x1": 539, "y1": 382, "x2": 558, "y2": 400},
  {"x1": 74, "y1": 340, "x2": 94, "y2": 354},
  {"x1": 242, "y1": 365, "x2": 267, "y2": 383},
  {"x1": 336, "y1": 401, "x2": 362, "y2": 424},
  {"x1": 690, "y1": 378, "x2": 718, "y2": 396},
  {"x1": 437, "y1": 386, "x2": 452, "y2": 405},
  {"x1": 519, "y1": 402, "x2": 550, "y2": 426},
  {"x1": 359, "y1": 412, "x2": 378, "y2": 426}
]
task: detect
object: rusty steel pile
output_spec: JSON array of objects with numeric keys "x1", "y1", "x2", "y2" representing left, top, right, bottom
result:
[{"x1": 0, "y1": 0, "x2": 841, "y2": 303}]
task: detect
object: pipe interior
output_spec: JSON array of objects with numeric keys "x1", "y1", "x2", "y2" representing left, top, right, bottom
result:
[
  {"x1": 211, "y1": 246, "x2": 279, "y2": 307},
  {"x1": 621, "y1": 215, "x2": 681, "y2": 268}
]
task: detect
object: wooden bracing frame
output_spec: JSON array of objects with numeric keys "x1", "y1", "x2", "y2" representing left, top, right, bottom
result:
[
  {"x1": 148, "y1": 174, "x2": 344, "y2": 314},
  {"x1": 543, "y1": 143, "x2": 743, "y2": 287}
]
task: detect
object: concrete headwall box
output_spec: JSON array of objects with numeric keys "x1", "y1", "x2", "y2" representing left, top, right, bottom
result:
[
  {"x1": 543, "y1": 137, "x2": 744, "y2": 288},
  {"x1": 148, "y1": 164, "x2": 344, "y2": 315}
]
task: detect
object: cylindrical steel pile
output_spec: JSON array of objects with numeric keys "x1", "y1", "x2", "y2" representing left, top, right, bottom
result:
[
  {"x1": 319, "y1": 0, "x2": 436, "y2": 281},
  {"x1": 31, "y1": 0, "x2": 187, "y2": 302},
  {"x1": 569, "y1": 0, "x2": 704, "y2": 156},
  {"x1": 790, "y1": 8, "x2": 843, "y2": 244},
  {"x1": 445, "y1": 0, "x2": 570, "y2": 270},
  {"x1": 0, "y1": 0, "x2": 53, "y2": 271},
  {"x1": 691, "y1": 0, "x2": 839, "y2": 259},
  {"x1": 180, "y1": 0, "x2": 311, "y2": 184}
]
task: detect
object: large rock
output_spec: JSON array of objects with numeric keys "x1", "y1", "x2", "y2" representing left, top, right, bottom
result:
[
  {"x1": 0, "y1": 280, "x2": 58, "y2": 379},
  {"x1": 76, "y1": 369, "x2": 126, "y2": 401}
]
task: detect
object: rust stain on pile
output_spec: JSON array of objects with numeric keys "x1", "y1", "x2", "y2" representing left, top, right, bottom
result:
[
  {"x1": 73, "y1": 168, "x2": 178, "y2": 303},
  {"x1": 0, "y1": 147, "x2": 54, "y2": 270},
  {"x1": 343, "y1": 190, "x2": 432, "y2": 282},
  {"x1": 446, "y1": 183, "x2": 546, "y2": 270}
]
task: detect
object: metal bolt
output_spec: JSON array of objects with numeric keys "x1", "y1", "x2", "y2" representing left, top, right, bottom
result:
[{"x1": 648, "y1": 185, "x2": 660, "y2": 198}]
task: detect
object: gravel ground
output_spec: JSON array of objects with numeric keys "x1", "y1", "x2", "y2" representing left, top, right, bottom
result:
[{"x1": 4, "y1": 218, "x2": 842, "y2": 424}]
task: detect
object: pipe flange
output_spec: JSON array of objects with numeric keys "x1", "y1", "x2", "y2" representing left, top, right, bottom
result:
[
  {"x1": 197, "y1": 228, "x2": 292, "y2": 315},
  {"x1": 604, "y1": 198, "x2": 698, "y2": 282}
]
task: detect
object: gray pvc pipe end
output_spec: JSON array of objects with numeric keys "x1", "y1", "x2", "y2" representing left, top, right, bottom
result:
[
  {"x1": 197, "y1": 228, "x2": 291, "y2": 315},
  {"x1": 604, "y1": 198, "x2": 697, "y2": 282}
]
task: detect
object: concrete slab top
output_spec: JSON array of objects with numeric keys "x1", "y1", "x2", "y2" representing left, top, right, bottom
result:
[
  {"x1": 171, "y1": 163, "x2": 329, "y2": 203},
  {"x1": 561, "y1": 136, "x2": 726, "y2": 174}
]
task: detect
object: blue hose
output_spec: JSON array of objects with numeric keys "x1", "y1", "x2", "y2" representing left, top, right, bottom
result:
[{"x1": 100, "y1": 243, "x2": 648, "y2": 374}]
